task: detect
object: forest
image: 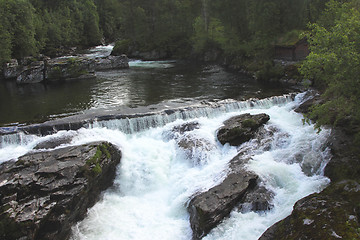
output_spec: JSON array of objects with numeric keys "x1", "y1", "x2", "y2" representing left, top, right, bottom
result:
[
  {"x1": 0, "y1": 0, "x2": 359, "y2": 141},
  {"x1": 0, "y1": 0, "x2": 329, "y2": 64}
]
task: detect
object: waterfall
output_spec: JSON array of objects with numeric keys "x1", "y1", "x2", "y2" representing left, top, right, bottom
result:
[
  {"x1": 0, "y1": 93, "x2": 296, "y2": 148},
  {"x1": 0, "y1": 92, "x2": 331, "y2": 240}
]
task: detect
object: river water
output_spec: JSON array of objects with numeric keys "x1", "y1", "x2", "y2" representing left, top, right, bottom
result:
[
  {"x1": 0, "y1": 55, "x2": 287, "y2": 126},
  {"x1": 0, "y1": 47, "x2": 331, "y2": 239}
]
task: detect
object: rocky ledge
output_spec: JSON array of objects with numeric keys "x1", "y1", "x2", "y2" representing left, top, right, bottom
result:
[
  {"x1": 2, "y1": 54, "x2": 129, "y2": 84},
  {"x1": 0, "y1": 142, "x2": 121, "y2": 240},
  {"x1": 187, "y1": 113, "x2": 273, "y2": 239}
]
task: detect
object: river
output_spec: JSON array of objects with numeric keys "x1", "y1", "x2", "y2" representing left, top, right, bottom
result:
[{"x1": 0, "y1": 46, "x2": 331, "y2": 239}]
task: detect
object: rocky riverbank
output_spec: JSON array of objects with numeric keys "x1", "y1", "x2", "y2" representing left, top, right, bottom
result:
[
  {"x1": 257, "y1": 95, "x2": 360, "y2": 240},
  {"x1": 2, "y1": 54, "x2": 129, "y2": 84},
  {"x1": 0, "y1": 142, "x2": 121, "y2": 240}
]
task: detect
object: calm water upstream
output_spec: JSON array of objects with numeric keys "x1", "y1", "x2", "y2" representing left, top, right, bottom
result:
[
  {"x1": 0, "y1": 47, "x2": 331, "y2": 240},
  {"x1": 0, "y1": 59, "x2": 289, "y2": 126}
]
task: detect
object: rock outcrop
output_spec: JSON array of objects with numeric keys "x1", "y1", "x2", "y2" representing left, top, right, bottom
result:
[
  {"x1": 94, "y1": 55, "x2": 129, "y2": 71},
  {"x1": 259, "y1": 124, "x2": 360, "y2": 240},
  {"x1": 45, "y1": 57, "x2": 96, "y2": 81},
  {"x1": 16, "y1": 61, "x2": 46, "y2": 84},
  {"x1": 0, "y1": 142, "x2": 121, "y2": 240},
  {"x1": 217, "y1": 113, "x2": 270, "y2": 146},
  {"x1": 2, "y1": 55, "x2": 129, "y2": 84},
  {"x1": 259, "y1": 180, "x2": 360, "y2": 240},
  {"x1": 3, "y1": 59, "x2": 22, "y2": 79}
]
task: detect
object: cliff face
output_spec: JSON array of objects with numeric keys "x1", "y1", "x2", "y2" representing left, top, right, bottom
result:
[{"x1": 0, "y1": 142, "x2": 121, "y2": 240}]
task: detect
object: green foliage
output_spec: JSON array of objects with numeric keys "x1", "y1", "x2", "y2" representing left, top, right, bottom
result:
[
  {"x1": 112, "y1": 39, "x2": 131, "y2": 55},
  {"x1": 0, "y1": 0, "x2": 37, "y2": 59},
  {"x1": 85, "y1": 143, "x2": 111, "y2": 176},
  {"x1": 0, "y1": 0, "x2": 331, "y2": 67},
  {"x1": 300, "y1": 0, "x2": 360, "y2": 134},
  {"x1": 0, "y1": 24, "x2": 12, "y2": 68}
]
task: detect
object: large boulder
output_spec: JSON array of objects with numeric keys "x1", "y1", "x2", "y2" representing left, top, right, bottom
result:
[
  {"x1": 16, "y1": 61, "x2": 45, "y2": 84},
  {"x1": 188, "y1": 172, "x2": 258, "y2": 239},
  {"x1": 45, "y1": 57, "x2": 96, "y2": 81},
  {"x1": 3, "y1": 59, "x2": 23, "y2": 79},
  {"x1": 217, "y1": 113, "x2": 270, "y2": 146},
  {"x1": 0, "y1": 142, "x2": 121, "y2": 240},
  {"x1": 94, "y1": 55, "x2": 129, "y2": 71},
  {"x1": 259, "y1": 180, "x2": 360, "y2": 240}
]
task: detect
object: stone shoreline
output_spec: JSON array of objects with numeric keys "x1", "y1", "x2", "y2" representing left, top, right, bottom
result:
[{"x1": 2, "y1": 54, "x2": 129, "y2": 84}]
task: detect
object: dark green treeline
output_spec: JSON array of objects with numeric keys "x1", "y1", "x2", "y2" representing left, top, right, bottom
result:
[{"x1": 0, "y1": 0, "x2": 329, "y2": 66}]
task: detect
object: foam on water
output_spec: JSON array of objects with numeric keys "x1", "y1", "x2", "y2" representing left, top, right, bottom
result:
[
  {"x1": 129, "y1": 60, "x2": 176, "y2": 68},
  {"x1": 0, "y1": 93, "x2": 331, "y2": 240}
]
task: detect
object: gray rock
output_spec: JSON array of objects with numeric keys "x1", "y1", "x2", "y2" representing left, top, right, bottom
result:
[
  {"x1": 0, "y1": 142, "x2": 121, "y2": 240},
  {"x1": 3, "y1": 59, "x2": 22, "y2": 79},
  {"x1": 177, "y1": 135, "x2": 214, "y2": 166},
  {"x1": 33, "y1": 135, "x2": 73, "y2": 150},
  {"x1": 237, "y1": 185, "x2": 274, "y2": 213},
  {"x1": 188, "y1": 171, "x2": 258, "y2": 239},
  {"x1": 94, "y1": 55, "x2": 129, "y2": 71},
  {"x1": 294, "y1": 90, "x2": 322, "y2": 114},
  {"x1": 217, "y1": 113, "x2": 270, "y2": 146},
  {"x1": 172, "y1": 122, "x2": 200, "y2": 135},
  {"x1": 16, "y1": 62, "x2": 45, "y2": 84},
  {"x1": 259, "y1": 180, "x2": 360, "y2": 240},
  {"x1": 45, "y1": 57, "x2": 96, "y2": 81}
]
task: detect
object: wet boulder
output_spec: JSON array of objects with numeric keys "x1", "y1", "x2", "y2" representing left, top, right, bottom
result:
[
  {"x1": 217, "y1": 113, "x2": 270, "y2": 146},
  {"x1": 33, "y1": 135, "x2": 74, "y2": 150},
  {"x1": 259, "y1": 180, "x2": 360, "y2": 240},
  {"x1": 188, "y1": 171, "x2": 258, "y2": 239},
  {"x1": 0, "y1": 142, "x2": 121, "y2": 240},
  {"x1": 177, "y1": 135, "x2": 214, "y2": 166},
  {"x1": 172, "y1": 122, "x2": 200, "y2": 135},
  {"x1": 94, "y1": 55, "x2": 129, "y2": 71},
  {"x1": 237, "y1": 185, "x2": 274, "y2": 213},
  {"x1": 294, "y1": 90, "x2": 323, "y2": 115}
]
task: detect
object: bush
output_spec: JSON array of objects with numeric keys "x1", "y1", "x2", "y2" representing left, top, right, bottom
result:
[{"x1": 111, "y1": 39, "x2": 131, "y2": 56}]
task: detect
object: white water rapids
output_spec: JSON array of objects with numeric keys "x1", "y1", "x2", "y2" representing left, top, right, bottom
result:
[{"x1": 0, "y1": 93, "x2": 331, "y2": 240}]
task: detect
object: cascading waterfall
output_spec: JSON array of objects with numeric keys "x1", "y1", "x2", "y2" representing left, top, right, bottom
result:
[
  {"x1": 0, "y1": 93, "x2": 295, "y2": 148},
  {"x1": 0, "y1": 92, "x2": 331, "y2": 239}
]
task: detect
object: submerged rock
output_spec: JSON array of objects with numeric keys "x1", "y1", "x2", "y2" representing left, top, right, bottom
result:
[
  {"x1": 0, "y1": 142, "x2": 121, "y2": 240},
  {"x1": 172, "y1": 122, "x2": 200, "y2": 135},
  {"x1": 33, "y1": 135, "x2": 74, "y2": 150},
  {"x1": 217, "y1": 113, "x2": 270, "y2": 146}
]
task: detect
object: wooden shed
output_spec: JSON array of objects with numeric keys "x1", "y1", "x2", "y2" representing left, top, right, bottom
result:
[{"x1": 274, "y1": 38, "x2": 310, "y2": 61}]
